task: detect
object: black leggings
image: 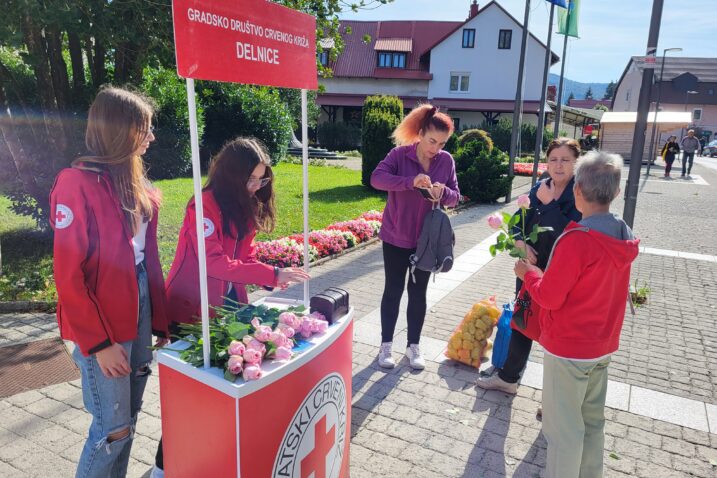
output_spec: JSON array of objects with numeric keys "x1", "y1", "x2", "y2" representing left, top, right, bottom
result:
[
  {"x1": 380, "y1": 241, "x2": 431, "y2": 346},
  {"x1": 498, "y1": 328, "x2": 533, "y2": 383}
]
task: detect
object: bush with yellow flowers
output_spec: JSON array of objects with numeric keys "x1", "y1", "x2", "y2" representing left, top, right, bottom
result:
[{"x1": 445, "y1": 297, "x2": 501, "y2": 368}]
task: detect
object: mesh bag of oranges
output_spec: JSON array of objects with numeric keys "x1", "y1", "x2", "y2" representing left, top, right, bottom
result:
[{"x1": 445, "y1": 297, "x2": 501, "y2": 368}]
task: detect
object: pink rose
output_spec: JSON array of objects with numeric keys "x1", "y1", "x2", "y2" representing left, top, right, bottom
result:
[
  {"x1": 516, "y1": 194, "x2": 531, "y2": 209},
  {"x1": 277, "y1": 323, "x2": 295, "y2": 338},
  {"x1": 242, "y1": 335, "x2": 253, "y2": 345},
  {"x1": 270, "y1": 330, "x2": 289, "y2": 348},
  {"x1": 309, "y1": 311, "x2": 326, "y2": 322},
  {"x1": 243, "y1": 348, "x2": 263, "y2": 365},
  {"x1": 247, "y1": 338, "x2": 266, "y2": 354},
  {"x1": 487, "y1": 214, "x2": 503, "y2": 230},
  {"x1": 279, "y1": 312, "x2": 300, "y2": 329},
  {"x1": 242, "y1": 365, "x2": 262, "y2": 381},
  {"x1": 251, "y1": 317, "x2": 262, "y2": 328},
  {"x1": 228, "y1": 340, "x2": 245, "y2": 357},
  {"x1": 227, "y1": 355, "x2": 244, "y2": 375},
  {"x1": 274, "y1": 346, "x2": 292, "y2": 361},
  {"x1": 315, "y1": 320, "x2": 328, "y2": 334},
  {"x1": 254, "y1": 325, "x2": 273, "y2": 342},
  {"x1": 299, "y1": 320, "x2": 314, "y2": 338}
]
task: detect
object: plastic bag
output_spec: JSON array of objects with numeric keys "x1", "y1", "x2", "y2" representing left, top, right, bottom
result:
[
  {"x1": 491, "y1": 303, "x2": 513, "y2": 369},
  {"x1": 445, "y1": 297, "x2": 501, "y2": 368}
]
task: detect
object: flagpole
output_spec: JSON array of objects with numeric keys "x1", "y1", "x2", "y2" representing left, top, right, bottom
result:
[
  {"x1": 553, "y1": 32, "x2": 568, "y2": 137},
  {"x1": 532, "y1": 2, "x2": 556, "y2": 185},
  {"x1": 506, "y1": 0, "x2": 532, "y2": 203}
]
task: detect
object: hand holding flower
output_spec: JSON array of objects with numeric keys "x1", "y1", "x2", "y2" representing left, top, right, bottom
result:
[{"x1": 514, "y1": 259, "x2": 543, "y2": 281}]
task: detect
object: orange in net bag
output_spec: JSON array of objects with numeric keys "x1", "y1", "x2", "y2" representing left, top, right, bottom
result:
[{"x1": 445, "y1": 296, "x2": 501, "y2": 368}]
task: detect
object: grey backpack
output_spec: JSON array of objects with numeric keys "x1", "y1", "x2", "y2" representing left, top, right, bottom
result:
[{"x1": 409, "y1": 203, "x2": 455, "y2": 282}]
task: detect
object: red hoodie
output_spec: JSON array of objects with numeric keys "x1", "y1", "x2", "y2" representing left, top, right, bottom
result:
[
  {"x1": 522, "y1": 222, "x2": 640, "y2": 360},
  {"x1": 50, "y1": 167, "x2": 169, "y2": 356},
  {"x1": 164, "y1": 190, "x2": 277, "y2": 325}
]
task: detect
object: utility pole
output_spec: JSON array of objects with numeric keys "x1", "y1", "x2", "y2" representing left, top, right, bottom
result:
[
  {"x1": 623, "y1": 0, "x2": 664, "y2": 228},
  {"x1": 532, "y1": 2, "x2": 556, "y2": 185},
  {"x1": 506, "y1": 0, "x2": 531, "y2": 202}
]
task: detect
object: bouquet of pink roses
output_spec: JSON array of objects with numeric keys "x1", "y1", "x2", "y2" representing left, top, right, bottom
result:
[{"x1": 169, "y1": 302, "x2": 329, "y2": 382}]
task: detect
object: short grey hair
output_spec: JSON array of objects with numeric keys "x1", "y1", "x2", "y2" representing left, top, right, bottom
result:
[{"x1": 575, "y1": 151, "x2": 623, "y2": 205}]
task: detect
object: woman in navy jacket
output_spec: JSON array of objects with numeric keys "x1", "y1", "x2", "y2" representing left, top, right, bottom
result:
[{"x1": 477, "y1": 138, "x2": 582, "y2": 395}]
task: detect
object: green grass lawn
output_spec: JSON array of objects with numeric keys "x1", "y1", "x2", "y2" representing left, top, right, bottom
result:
[{"x1": 0, "y1": 163, "x2": 386, "y2": 300}]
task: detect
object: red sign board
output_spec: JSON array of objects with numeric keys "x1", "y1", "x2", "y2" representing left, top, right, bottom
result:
[{"x1": 172, "y1": 0, "x2": 318, "y2": 90}]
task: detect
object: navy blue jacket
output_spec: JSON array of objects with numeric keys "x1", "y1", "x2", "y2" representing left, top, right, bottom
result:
[{"x1": 513, "y1": 177, "x2": 581, "y2": 289}]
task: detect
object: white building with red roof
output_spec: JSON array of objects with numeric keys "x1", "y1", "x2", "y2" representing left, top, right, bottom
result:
[{"x1": 318, "y1": 0, "x2": 558, "y2": 131}]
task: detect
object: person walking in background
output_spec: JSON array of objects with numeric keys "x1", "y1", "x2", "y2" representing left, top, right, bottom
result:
[
  {"x1": 152, "y1": 137, "x2": 309, "y2": 477},
  {"x1": 661, "y1": 135, "x2": 680, "y2": 179},
  {"x1": 476, "y1": 138, "x2": 581, "y2": 395},
  {"x1": 370, "y1": 104, "x2": 460, "y2": 370},
  {"x1": 515, "y1": 151, "x2": 639, "y2": 478},
  {"x1": 680, "y1": 130, "x2": 700, "y2": 177},
  {"x1": 51, "y1": 87, "x2": 169, "y2": 478}
]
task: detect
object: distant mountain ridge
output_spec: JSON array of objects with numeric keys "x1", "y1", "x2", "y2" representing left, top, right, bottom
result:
[{"x1": 548, "y1": 73, "x2": 610, "y2": 105}]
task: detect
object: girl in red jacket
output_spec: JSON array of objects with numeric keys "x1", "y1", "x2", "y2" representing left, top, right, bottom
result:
[
  {"x1": 152, "y1": 137, "x2": 309, "y2": 477},
  {"x1": 50, "y1": 87, "x2": 169, "y2": 478}
]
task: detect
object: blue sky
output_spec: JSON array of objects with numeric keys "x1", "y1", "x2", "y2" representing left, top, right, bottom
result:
[{"x1": 340, "y1": 0, "x2": 716, "y2": 84}]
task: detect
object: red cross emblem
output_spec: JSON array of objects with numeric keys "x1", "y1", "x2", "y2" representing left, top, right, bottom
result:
[
  {"x1": 202, "y1": 218, "x2": 215, "y2": 237},
  {"x1": 55, "y1": 204, "x2": 74, "y2": 229},
  {"x1": 301, "y1": 415, "x2": 335, "y2": 478}
]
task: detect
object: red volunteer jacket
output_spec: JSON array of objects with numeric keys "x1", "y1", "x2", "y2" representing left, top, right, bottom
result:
[
  {"x1": 164, "y1": 190, "x2": 277, "y2": 325},
  {"x1": 50, "y1": 167, "x2": 169, "y2": 356},
  {"x1": 523, "y1": 222, "x2": 640, "y2": 360}
]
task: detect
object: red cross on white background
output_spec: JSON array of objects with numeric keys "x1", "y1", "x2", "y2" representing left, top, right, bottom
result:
[{"x1": 301, "y1": 415, "x2": 336, "y2": 478}]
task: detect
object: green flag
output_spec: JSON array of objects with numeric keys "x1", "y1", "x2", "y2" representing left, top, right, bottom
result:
[{"x1": 558, "y1": 0, "x2": 580, "y2": 38}]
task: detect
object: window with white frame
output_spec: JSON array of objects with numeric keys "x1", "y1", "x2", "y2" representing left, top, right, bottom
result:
[
  {"x1": 318, "y1": 50, "x2": 329, "y2": 66},
  {"x1": 693, "y1": 108, "x2": 702, "y2": 121},
  {"x1": 450, "y1": 73, "x2": 470, "y2": 92}
]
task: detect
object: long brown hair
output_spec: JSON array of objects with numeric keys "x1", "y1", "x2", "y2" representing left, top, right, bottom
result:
[
  {"x1": 75, "y1": 86, "x2": 157, "y2": 234},
  {"x1": 392, "y1": 104, "x2": 455, "y2": 145},
  {"x1": 205, "y1": 137, "x2": 276, "y2": 239}
]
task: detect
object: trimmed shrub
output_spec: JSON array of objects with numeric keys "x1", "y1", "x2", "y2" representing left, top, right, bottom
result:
[
  {"x1": 455, "y1": 140, "x2": 511, "y2": 203},
  {"x1": 458, "y1": 129, "x2": 494, "y2": 153},
  {"x1": 199, "y1": 83, "x2": 292, "y2": 163},
  {"x1": 361, "y1": 96, "x2": 403, "y2": 187},
  {"x1": 317, "y1": 122, "x2": 361, "y2": 151},
  {"x1": 444, "y1": 132, "x2": 459, "y2": 155},
  {"x1": 142, "y1": 67, "x2": 202, "y2": 180}
]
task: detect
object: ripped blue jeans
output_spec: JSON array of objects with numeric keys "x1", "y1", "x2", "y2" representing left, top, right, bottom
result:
[{"x1": 72, "y1": 263, "x2": 153, "y2": 478}]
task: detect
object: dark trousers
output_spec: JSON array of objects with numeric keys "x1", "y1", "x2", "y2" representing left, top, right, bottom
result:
[
  {"x1": 380, "y1": 241, "x2": 431, "y2": 346},
  {"x1": 682, "y1": 152, "x2": 695, "y2": 176},
  {"x1": 665, "y1": 158, "x2": 675, "y2": 175},
  {"x1": 498, "y1": 328, "x2": 533, "y2": 383}
]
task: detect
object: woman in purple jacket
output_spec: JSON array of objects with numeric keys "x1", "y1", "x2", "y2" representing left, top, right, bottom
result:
[{"x1": 370, "y1": 105, "x2": 460, "y2": 370}]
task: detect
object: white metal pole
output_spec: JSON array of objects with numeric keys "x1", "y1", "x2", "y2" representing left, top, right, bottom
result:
[
  {"x1": 301, "y1": 89, "x2": 310, "y2": 307},
  {"x1": 185, "y1": 78, "x2": 211, "y2": 369}
]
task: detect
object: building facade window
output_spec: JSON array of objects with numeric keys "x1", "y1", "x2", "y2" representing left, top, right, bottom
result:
[
  {"x1": 498, "y1": 29, "x2": 512, "y2": 49},
  {"x1": 318, "y1": 51, "x2": 329, "y2": 66},
  {"x1": 693, "y1": 108, "x2": 703, "y2": 121},
  {"x1": 377, "y1": 52, "x2": 406, "y2": 68},
  {"x1": 450, "y1": 73, "x2": 470, "y2": 92},
  {"x1": 462, "y1": 29, "x2": 476, "y2": 48}
]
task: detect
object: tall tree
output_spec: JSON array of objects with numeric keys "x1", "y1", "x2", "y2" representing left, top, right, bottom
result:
[
  {"x1": 604, "y1": 80, "x2": 616, "y2": 100},
  {"x1": 584, "y1": 86, "x2": 593, "y2": 99}
]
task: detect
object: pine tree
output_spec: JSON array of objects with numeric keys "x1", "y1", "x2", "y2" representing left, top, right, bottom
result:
[
  {"x1": 567, "y1": 92, "x2": 575, "y2": 104},
  {"x1": 585, "y1": 87, "x2": 593, "y2": 99},
  {"x1": 604, "y1": 81, "x2": 616, "y2": 100}
]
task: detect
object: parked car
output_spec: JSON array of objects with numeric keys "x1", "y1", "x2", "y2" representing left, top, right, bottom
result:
[{"x1": 703, "y1": 140, "x2": 717, "y2": 157}]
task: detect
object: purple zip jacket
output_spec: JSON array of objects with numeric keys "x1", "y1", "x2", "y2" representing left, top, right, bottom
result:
[{"x1": 371, "y1": 143, "x2": 460, "y2": 249}]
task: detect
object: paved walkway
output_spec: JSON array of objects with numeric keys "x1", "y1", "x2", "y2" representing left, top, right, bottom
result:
[{"x1": 1, "y1": 162, "x2": 717, "y2": 477}]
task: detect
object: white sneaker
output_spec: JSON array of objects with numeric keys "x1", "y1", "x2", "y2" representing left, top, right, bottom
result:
[
  {"x1": 378, "y1": 342, "x2": 395, "y2": 369},
  {"x1": 475, "y1": 374, "x2": 518, "y2": 394},
  {"x1": 405, "y1": 344, "x2": 426, "y2": 370},
  {"x1": 150, "y1": 466, "x2": 165, "y2": 478}
]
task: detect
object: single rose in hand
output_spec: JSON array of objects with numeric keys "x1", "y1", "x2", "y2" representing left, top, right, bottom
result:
[
  {"x1": 487, "y1": 214, "x2": 503, "y2": 230},
  {"x1": 516, "y1": 194, "x2": 531, "y2": 209}
]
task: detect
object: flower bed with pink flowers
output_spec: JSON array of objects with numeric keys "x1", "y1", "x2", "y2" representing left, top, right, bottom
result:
[
  {"x1": 169, "y1": 302, "x2": 330, "y2": 382},
  {"x1": 252, "y1": 210, "x2": 383, "y2": 267},
  {"x1": 513, "y1": 162, "x2": 548, "y2": 176}
]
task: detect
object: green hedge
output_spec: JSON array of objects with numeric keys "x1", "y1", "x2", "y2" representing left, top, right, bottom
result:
[
  {"x1": 142, "y1": 67, "x2": 202, "y2": 180},
  {"x1": 361, "y1": 96, "x2": 403, "y2": 188},
  {"x1": 455, "y1": 140, "x2": 511, "y2": 203},
  {"x1": 317, "y1": 122, "x2": 361, "y2": 152}
]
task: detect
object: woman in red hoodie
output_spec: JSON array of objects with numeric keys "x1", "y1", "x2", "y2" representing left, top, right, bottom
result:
[
  {"x1": 152, "y1": 137, "x2": 309, "y2": 477},
  {"x1": 51, "y1": 87, "x2": 169, "y2": 477}
]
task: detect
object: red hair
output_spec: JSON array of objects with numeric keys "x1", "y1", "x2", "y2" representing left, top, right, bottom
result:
[{"x1": 392, "y1": 104, "x2": 454, "y2": 146}]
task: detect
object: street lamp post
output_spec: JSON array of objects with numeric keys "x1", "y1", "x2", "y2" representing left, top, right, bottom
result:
[{"x1": 645, "y1": 47, "x2": 682, "y2": 176}]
